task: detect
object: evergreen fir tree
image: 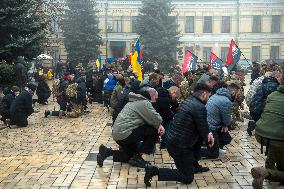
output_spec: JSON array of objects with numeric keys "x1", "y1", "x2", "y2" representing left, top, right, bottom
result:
[
  {"x1": 137, "y1": 0, "x2": 180, "y2": 72},
  {"x1": 63, "y1": 0, "x2": 102, "y2": 67},
  {"x1": 0, "y1": 0, "x2": 47, "y2": 63}
]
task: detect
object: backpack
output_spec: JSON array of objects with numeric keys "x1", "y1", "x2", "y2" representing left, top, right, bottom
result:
[{"x1": 66, "y1": 83, "x2": 78, "y2": 98}]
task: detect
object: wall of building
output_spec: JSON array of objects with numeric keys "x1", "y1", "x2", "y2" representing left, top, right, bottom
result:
[{"x1": 47, "y1": 0, "x2": 284, "y2": 66}]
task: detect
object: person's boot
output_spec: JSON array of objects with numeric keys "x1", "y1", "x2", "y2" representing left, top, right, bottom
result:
[
  {"x1": 5, "y1": 119, "x2": 11, "y2": 129},
  {"x1": 247, "y1": 120, "x2": 256, "y2": 136},
  {"x1": 251, "y1": 167, "x2": 270, "y2": 189},
  {"x1": 128, "y1": 154, "x2": 150, "y2": 168},
  {"x1": 97, "y1": 144, "x2": 113, "y2": 167},
  {"x1": 194, "y1": 164, "x2": 210, "y2": 173},
  {"x1": 144, "y1": 165, "x2": 159, "y2": 187},
  {"x1": 44, "y1": 110, "x2": 50, "y2": 118}
]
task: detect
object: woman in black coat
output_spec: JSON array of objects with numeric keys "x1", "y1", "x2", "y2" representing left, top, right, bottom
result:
[{"x1": 36, "y1": 76, "x2": 51, "y2": 105}]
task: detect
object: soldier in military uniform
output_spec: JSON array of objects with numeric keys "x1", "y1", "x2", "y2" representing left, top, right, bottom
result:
[
  {"x1": 227, "y1": 71, "x2": 245, "y2": 130},
  {"x1": 180, "y1": 71, "x2": 195, "y2": 100}
]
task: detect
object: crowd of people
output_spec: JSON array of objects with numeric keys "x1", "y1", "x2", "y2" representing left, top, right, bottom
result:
[{"x1": 0, "y1": 56, "x2": 283, "y2": 189}]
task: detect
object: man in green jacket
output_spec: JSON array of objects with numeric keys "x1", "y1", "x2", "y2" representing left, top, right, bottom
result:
[
  {"x1": 97, "y1": 88, "x2": 164, "y2": 168},
  {"x1": 251, "y1": 84, "x2": 284, "y2": 189}
]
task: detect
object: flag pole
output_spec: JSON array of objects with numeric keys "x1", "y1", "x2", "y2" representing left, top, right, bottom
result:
[{"x1": 235, "y1": 43, "x2": 251, "y2": 65}]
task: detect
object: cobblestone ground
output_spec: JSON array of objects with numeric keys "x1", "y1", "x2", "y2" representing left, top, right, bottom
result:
[{"x1": 0, "y1": 99, "x2": 282, "y2": 189}]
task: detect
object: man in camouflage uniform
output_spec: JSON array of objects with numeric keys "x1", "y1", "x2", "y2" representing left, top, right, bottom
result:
[
  {"x1": 227, "y1": 71, "x2": 245, "y2": 129},
  {"x1": 180, "y1": 71, "x2": 195, "y2": 100}
]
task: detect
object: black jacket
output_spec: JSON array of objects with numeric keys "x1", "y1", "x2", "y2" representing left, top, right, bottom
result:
[
  {"x1": 0, "y1": 89, "x2": 15, "y2": 117},
  {"x1": 10, "y1": 90, "x2": 33, "y2": 119},
  {"x1": 167, "y1": 94, "x2": 209, "y2": 149},
  {"x1": 15, "y1": 61, "x2": 28, "y2": 86},
  {"x1": 36, "y1": 80, "x2": 51, "y2": 98},
  {"x1": 76, "y1": 77, "x2": 87, "y2": 105},
  {"x1": 153, "y1": 87, "x2": 178, "y2": 123}
]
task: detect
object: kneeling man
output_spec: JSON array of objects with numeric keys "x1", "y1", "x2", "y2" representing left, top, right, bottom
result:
[{"x1": 97, "y1": 88, "x2": 164, "y2": 168}]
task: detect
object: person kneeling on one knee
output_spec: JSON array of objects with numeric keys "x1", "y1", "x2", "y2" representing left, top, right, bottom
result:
[
  {"x1": 97, "y1": 88, "x2": 164, "y2": 168},
  {"x1": 144, "y1": 83, "x2": 214, "y2": 187}
]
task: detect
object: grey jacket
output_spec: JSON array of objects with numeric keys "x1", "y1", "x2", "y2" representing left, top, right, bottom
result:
[{"x1": 112, "y1": 92, "x2": 162, "y2": 141}]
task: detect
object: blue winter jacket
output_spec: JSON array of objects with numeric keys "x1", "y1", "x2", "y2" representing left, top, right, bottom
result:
[{"x1": 206, "y1": 88, "x2": 232, "y2": 131}]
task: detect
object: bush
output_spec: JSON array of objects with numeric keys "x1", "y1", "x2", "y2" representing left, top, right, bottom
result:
[{"x1": 0, "y1": 62, "x2": 16, "y2": 87}]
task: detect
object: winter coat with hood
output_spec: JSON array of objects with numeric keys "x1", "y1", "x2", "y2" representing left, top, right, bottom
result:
[
  {"x1": 256, "y1": 85, "x2": 284, "y2": 141},
  {"x1": 0, "y1": 88, "x2": 15, "y2": 118},
  {"x1": 10, "y1": 90, "x2": 34, "y2": 122},
  {"x1": 249, "y1": 76, "x2": 279, "y2": 122},
  {"x1": 36, "y1": 78, "x2": 51, "y2": 100},
  {"x1": 112, "y1": 92, "x2": 162, "y2": 141},
  {"x1": 206, "y1": 87, "x2": 233, "y2": 131},
  {"x1": 245, "y1": 76, "x2": 264, "y2": 107},
  {"x1": 75, "y1": 77, "x2": 87, "y2": 105}
]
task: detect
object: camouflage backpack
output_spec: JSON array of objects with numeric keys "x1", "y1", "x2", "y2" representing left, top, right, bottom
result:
[
  {"x1": 52, "y1": 79, "x2": 61, "y2": 97},
  {"x1": 66, "y1": 83, "x2": 78, "y2": 98}
]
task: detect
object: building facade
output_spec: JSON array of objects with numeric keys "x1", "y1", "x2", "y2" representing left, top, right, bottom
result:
[{"x1": 47, "y1": 0, "x2": 284, "y2": 66}]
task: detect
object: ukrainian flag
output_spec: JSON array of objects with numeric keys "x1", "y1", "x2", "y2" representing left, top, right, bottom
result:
[
  {"x1": 131, "y1": 39, "x2": 143, "y2": 81},
  {"x1": 96, "y1": 56, "x2": 102, "y2": 71}
]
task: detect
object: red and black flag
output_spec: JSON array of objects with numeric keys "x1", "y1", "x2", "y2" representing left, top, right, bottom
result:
[
  {"x1": 182, "y1": 50, "x2": 198, "y2": 73},
  {"x1": 226, "y1": 39, "x2": 241, "y2": 72}
]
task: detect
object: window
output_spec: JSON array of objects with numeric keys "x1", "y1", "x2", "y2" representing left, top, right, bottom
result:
[
  {"x1": 252, "y1": 46, "x2": 260, "y2": 62},
  {"x1": 131, "y1": 16, "x2": 138, "y2": 33},
  {"x1": 203, "y1": 16, "x2": 212, "y2": 33},
  {"x1": 113, "y1": 16, "x2": 122, "y2": 32},
  {"x1": 185, "y1": 16, "x2": 194, "y2": 33},
  {"x1": 270, "y1": 46, "x2": 279, "y2": 60},
  {"x1": 221, "y1": 47, "x2": 229, "y2": 62},
  {"x1": 203, "y1": 47, "x2": 212, "y2": 62},
  {"x1": 271, "y1": 15, "x2": 281, "y2": 33},
  {"x1": 252, "y1": 15, "x2": 261, "y2": 33},
  {"x1": 221, "y1": 16, "x2": 230, "y2": 33}
]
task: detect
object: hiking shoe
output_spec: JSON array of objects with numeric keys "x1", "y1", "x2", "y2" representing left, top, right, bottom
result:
[
  {"x1": 128, "y1": 154, "x2": 150, "y2": 168},
  {"x1": 247, "y1": 120, "x2": 256, "y2": 136},
  {"x1": 194, "y1": 165, "x2": 210, "y2": 173},
  {"x1": 5, "y1": 119, "x2": 11, "y2": 129},
  {"x1": 97, "y1": 144, "x2": 113, "y2": 167},
  {"x1": 44, "y1": 110, "x2": 50, "y2": 118},
  {"x1": 144, "y1": 165, "x2": 159, "y2": 187},
  {"x1": 251, "y1": 167, "x2": 270, "y2": 189}
]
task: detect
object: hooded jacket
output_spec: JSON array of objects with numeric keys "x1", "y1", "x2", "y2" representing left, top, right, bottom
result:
[
  {"x1": 206, "y1": 88, "x2": 232, "y2": 131},
  {"x1": 249, "y1": 77, "x2": 279, "y2": 122},
  {"x1": 256, "y1": 85, "x2": 284, "y2": 141},
  {"x1": 112, "y1": 92, "x2": 162, "y2": 141},
  {"x1": 0, "y1": 88, "x2": 15, "y2": 117}
]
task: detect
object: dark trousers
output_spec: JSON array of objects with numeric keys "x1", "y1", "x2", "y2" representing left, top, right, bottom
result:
[
  {"x1": 57, "y1": 100, "x2": 67, "y2": 111},
  {"x1": 201, "y1": 130, "x2": 232, "y2": 159},
  {"x1": 11, "y1": 115, "x2": 28, "y2": 127},
  {"x1": 38, "y1": 94, "x2": 50, "y2": 104},
  {"x1": 113, "y1": 125, "x2": 158, "y2": 163},
  {"x1": 157, "y1": 141, "x2": 202, "y2": 184}
]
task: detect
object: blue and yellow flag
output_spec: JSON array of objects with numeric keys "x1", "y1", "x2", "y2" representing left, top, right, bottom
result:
[
  {"x1": 96, "y1": 56, "x2": 102, "y2": 71},
  {"x1": 131, "y1": 39, "x2": 143, "y2": 81}
]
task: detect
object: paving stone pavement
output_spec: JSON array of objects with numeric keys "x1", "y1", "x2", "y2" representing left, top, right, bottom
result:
[{"x1": 0, "y1": 100, "x2": 283, "y2": 189}]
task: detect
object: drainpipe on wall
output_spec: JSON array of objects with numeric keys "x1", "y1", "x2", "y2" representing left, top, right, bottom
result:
[
  {"x1": 105, "y1": 0, "x2": 109, "y2": 58},
  {"x1": 236, "y1": 0, "x2": 240, "y2": 44}
]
